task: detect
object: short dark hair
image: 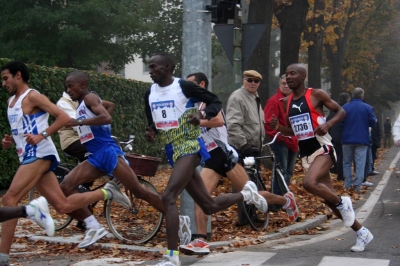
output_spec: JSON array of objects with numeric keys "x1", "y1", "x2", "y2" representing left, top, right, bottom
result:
[
  {"x1": 152, "y1": 53, "x2": 176, "y2": 73},
  {"x1": 66, "y1": 70, "x2": 89, "y2": 87},
  {"x1": 1, "y1": 61, "x2": 30, "y2": 83},
  {"x1": 187, "y1": 72, "x2": 209, "y2": 90},
  {"x1": 338, "y1": 93, "x2": 350, "y2": 105}
]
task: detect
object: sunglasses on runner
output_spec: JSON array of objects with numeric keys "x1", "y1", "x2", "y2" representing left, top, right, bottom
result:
[{"x1": 244, "y1": 78, "x2": 260, "y2": 84}]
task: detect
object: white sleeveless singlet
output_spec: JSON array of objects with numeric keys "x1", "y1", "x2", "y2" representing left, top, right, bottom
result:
[{"x1": 7, "y1": 89, "x2": 59, "y2": 163}]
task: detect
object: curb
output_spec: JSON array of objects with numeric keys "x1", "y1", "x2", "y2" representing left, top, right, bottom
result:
[{"x1": 17, "y1": 214, "x2": 328, "y2": 253}]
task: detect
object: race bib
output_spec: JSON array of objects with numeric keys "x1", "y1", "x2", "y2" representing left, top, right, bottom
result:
[
  {"x1": 78, "y1": 125, "x2": 94, "y2": 144},
  {"x1": 289, "y1": 113, "x2": 314, "y2": 140},
  {"x1": 200, "y1": 127, "x2": 217, "y2": 152},
  {"x1": 151, "y1": 100, "x2": 179, "y2": 130}
]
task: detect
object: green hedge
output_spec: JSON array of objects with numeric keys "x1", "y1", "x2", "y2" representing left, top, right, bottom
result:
[{"x1": 0, "y1": 59, "x2": 166, "y2": 189}]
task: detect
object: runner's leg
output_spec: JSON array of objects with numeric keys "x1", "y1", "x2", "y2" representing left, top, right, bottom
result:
[
  {"x1": 303, "y1": 155, "x2": 360, "y2": 230},
  {"x1": 0, "y1": 160, "x2": 52, "y2": 254},
  {"x1": 59, "y1": 161, "x2": 106, "y2": 221},
  {"x1": 0, "y1": 207, "x2": 25, "y2": 223},
  {"x1": 194, "y1": 168, "x2": 221, "y2": 238},
  {"x1": 163, "y1": 154, "x2": 201, "y2": 251},
  {"x1": 112, "y1": 157, "x2": 165, "y2": 213},
  {"x1": 229, "y1": 164, "x2": 287, "y2": 205}
]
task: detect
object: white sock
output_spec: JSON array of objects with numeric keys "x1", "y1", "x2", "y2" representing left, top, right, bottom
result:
[
  {"x1": 240, "y1": 191, "x2": 251, "y2": 202},
  {"x1": 25, "y1": 205, "x2": 36, "y2": 217},
  {"x1": 282, "y1": 197, "x2": 290, "y2": 209},
  {"x1": 84, "y1": 215, "x2": 101, "y2": 229},
  {"x1": 356, "y1": 226, "x2": 367, "y2": 236}
]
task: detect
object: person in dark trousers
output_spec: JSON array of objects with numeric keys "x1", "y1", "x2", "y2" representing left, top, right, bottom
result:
[
  {"x1": 327, "y1": 92, "x2": 350, "y2": 181},
  {"x1": 370, "y1": 118, "x2": 381, "y2": 175},
  {"x1": 383, "y1": 117, "x2": 392, "y2": 148}
]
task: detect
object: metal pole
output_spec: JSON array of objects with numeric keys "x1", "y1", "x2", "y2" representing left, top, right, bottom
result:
[
  {"x1": 182, "y1": 0, "x2": 212, "y2": 90},
  {"x1": 181, "y1": 0, "x2": 212, "y2": 240},
  {"x1": 232, "y1": 4, "x2": 242, "y2": 91}
]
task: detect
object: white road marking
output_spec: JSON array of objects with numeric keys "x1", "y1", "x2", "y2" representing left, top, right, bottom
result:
[
  {"x1": 73, "y1": 258, "x2": 143, "y2": 265},
  {"x1": 191, "y1": 251, "x2": 276, "y2": 265},
  {"x1": 318, "y1": 256, "x2": 390, "y2": 266}
]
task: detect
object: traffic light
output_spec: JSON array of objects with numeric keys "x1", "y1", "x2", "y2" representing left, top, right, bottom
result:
[{"x1": 206, "y1": 0, "x2": 241, "y2": 24}]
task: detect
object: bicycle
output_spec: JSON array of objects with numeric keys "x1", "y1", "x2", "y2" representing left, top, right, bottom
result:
[
  {"x1": 29, "y1": 136, "x2": 164, "y2": 244},
  {"x1": 240, "y1": 132, "x2": 290, "y2": 231}
]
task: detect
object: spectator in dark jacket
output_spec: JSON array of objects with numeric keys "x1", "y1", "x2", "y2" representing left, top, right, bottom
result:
[{"x1": 327, "y1": 92, "x2": 350, "y2": 181}]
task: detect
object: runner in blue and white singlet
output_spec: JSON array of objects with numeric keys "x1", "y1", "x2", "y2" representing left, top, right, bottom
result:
[{"x1": 8, "y1": 89, "x2": 59, "y2": 169}]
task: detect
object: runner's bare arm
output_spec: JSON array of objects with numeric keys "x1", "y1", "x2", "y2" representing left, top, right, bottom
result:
[
  {"x1": 200, "y1": 111, "x2": 224, "y2": 128},
  {"x1": 68, "y1": 93, "x2": 111, "y2": 127},
  {"x1": 102, "y1": 100, "x2": 115, "y2": 115},
  {"x1": 312, "y1": 89, "x2": 345, "y2": 136},
  {"x1": 23, "y1": 91, "x2": 70, "y2": 145}
]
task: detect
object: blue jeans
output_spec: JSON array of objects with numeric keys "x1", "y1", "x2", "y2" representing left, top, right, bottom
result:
[
  {"x1": 270, "y1": 141, "x2": 298, "y2": 195},
  {"x1": 342, "y1": 144, "x2": 368, "y2": 190}
]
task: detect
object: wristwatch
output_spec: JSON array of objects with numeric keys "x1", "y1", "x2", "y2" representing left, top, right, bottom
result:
[
  {"x1": 200, "y1": 111, "x2": 206, "y2": 119},
  {"x1": 41, "y1": 130, "x2": 49, "y2": 139},
  {"x1": 77, "y1": 118, "x2": 84, "y2": 126}
]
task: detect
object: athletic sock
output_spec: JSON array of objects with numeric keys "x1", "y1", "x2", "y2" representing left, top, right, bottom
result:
[
  {"x1": 282, "y1": 197, "x2": 290, "y2": 209},
  {"x1": 101, "y1": 188, "x2": 112, "y2": 200},
  {"x1": 356, "y1": 226, "x2": 367, "y2": 236},
  {"x1": 84, "y1": 215, "x2": 101, "y2": 229},
  {"x1": 24, "y1": 205, "x2": 36, "y2": 218}
]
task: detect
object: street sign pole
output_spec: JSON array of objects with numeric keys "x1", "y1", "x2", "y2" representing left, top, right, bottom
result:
[{"x1": 233, "y1": 4, "x2": 242, "y2": 92}]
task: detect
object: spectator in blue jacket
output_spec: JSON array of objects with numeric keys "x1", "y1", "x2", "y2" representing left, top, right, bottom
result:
[{"x1": 341, "y1": 88, "x2": 376, "y2": 192}]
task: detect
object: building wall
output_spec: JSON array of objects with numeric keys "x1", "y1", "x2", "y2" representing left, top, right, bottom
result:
[{"x1": 124, "y1": 55, "x2": 152, "y2": 83}]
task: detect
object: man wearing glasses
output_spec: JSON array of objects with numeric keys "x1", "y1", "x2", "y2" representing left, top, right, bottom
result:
[{"x1": 226, "y1": 70, "x2": 264, "y2": 158}]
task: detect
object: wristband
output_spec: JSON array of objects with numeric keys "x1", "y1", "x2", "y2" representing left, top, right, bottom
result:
[
  {"x1": 41, "y1": 131, "x2": 49, "y2": 139},
  {"x1": 77, "y1": 118, "x2": 84, "y2": 126}
]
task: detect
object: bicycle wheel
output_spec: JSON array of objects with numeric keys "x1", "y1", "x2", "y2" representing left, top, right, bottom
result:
[
  {"x1": 105, "y1": 178, "x2": 164, "y2": 244},
  {"x1": 241, "y1": 171, "x2": 269, "y2": 231},
  {"x1": 29, "y1": 187, "x2": 73, "y2": 231}
]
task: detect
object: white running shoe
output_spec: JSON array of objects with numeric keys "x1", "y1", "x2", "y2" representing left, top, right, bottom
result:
[
  {"x1": 351, "y1": 228, "x2": 374, "y2": 252},
  {"x1": 156, "y1": 252, "x2": 181, "y2": 266},
  {"x1": 337, "y1": 196, "x2": 355, "y2": 227},
  {"x1": 361, "y1": 181, "x2": 373, "y2": 187},
  {"x1": 104, "y1": 181, "x2": 131, "y2": 209},
  {"x1": 28, "y1": 196, "x2": 55, "y2": 237},
  {"x1": 241, "y1": 181, "x2": 268, "y2": 213},
  {"x1": 77, "y1": 227, "x2": 108, "y2": 248},
  {"x1": 178, "y1": 215, "x2": 191, "y2": 245}
]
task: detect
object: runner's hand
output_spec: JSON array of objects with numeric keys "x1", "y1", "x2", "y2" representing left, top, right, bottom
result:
[
  {"x1": 270, "y1": 114, "x2": 279, "y2": 130},
  {"x1": 24, "y1": 133, "x2": 45, "y2": 145},
  {"x1": 314, "y1": 124, "x2": 329, "y2": 136},
  {"x1": 144, "y1": 127, "x2": 155, "y2": 142},
  {"x1": 186, "y1": 112, "x2": 202, "y2": 126},
  {"x1": 397, "y1": 140, "x2": 400, "y2": 147},
  {"x1": 2, "y1": 134, "x2": 14, "y2": 149}
]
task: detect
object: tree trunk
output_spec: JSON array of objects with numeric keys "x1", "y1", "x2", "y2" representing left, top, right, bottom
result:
[
  {"x1": 307, "y1": 0, "x2": 324, "y2": 88},
  {"x1": 325, "y1": 0, "x2": 360, "y2": 100},
  {"x1": 274, "y1": 0, "x2": 309, "y2": 76},
  {"x1": 245, "y1": 0, "x2": 274, "y2": 106}
]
